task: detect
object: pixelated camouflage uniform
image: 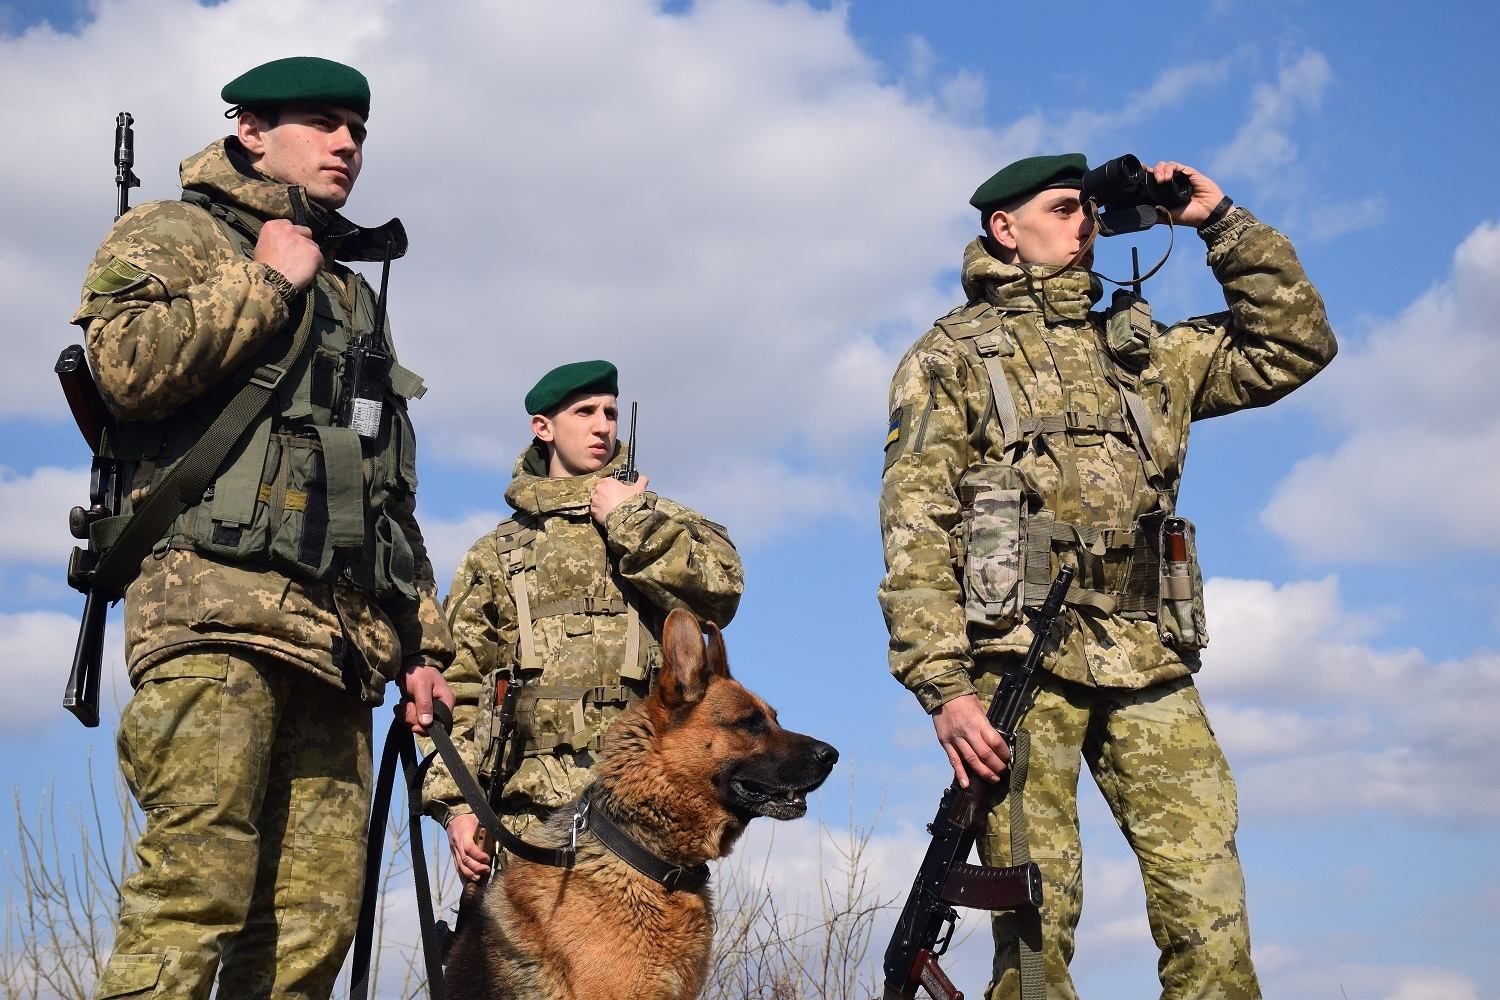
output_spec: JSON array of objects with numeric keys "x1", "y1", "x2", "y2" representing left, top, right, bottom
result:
[
  {"x1": 878, "y1": 209, "x2": 1336, "y2": 1000},
  {"x1": 422, "y1": 441, "x2": 743, "y2": 844},
  {"x1": 72, "y1": 137, "x2": 453, "y2": 999}
]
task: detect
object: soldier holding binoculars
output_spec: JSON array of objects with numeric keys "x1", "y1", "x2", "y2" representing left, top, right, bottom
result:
[{"x1": 878, "y1": 153, "x2": 1337, "y2": 999}]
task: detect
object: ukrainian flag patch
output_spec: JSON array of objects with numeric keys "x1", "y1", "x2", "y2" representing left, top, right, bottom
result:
[{"x1": 886, "y1": 412, "x2": 902, "y2": 447}]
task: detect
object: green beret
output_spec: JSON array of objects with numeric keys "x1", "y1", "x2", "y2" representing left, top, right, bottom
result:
[
  {"x1": 525, "y1": 360, "x2": 619, "y2": 415},
  {"x1": 222, "y1": 56, "x2": 371, "y2": 120},
  {"x1": 969, "y1": 153, "x2": 1089, "y2": 212}
]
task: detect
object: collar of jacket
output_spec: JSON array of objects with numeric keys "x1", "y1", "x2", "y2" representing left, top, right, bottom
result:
[
  {"x1": 177, "y1": 137, "x2": 407, "y2": 263},
  {"x1": 504, "y1": 440, "x2": 628, "y2": 517},
  {"x1": 959, "y1": 236, "x2": 1101, "y2": 324}
]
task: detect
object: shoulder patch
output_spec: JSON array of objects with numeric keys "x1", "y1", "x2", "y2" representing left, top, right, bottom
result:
[
  {"x1": 883, "y1": 403, "x2": 913, "y2": 472},
  {"x1": 84, "y1": 256, "x2": 151, "y2": 296}
]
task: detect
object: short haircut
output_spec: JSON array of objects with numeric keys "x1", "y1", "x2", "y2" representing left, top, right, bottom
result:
[{"x1": 236, "y1": 105, "x2": 282, "y2": 127}]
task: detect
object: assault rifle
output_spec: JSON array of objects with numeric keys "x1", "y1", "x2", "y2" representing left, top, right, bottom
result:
[
  {"x1": 612, "y1": 401, "x2": 638, "y2": 483},
  {"x1": 56, "y1": 112, "x2": 140, "y2": 728},
  {"x1": 449, "y1": 671, "x2": 521, "y2": 930},
  {"x1": 880, "y1": 566, "x2": 1075, "y2": 1000}
]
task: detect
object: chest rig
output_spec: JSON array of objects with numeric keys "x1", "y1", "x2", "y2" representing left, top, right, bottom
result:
[
  {"x1": 101, "y1": 194, "x2": 429, "y2": 604},
  {"x1": 936, "y1": 296, "x2": 1208, "y2": 651},
  {"x1": 477, "y1": 513, "x2": 656, "y2": 764}
]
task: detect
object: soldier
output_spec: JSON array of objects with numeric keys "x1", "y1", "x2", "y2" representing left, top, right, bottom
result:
[
  {"x1": 72, "y1": 57, "x2": 454, "y2": 999},
  {"x1": 878, "y1": 154, "x2": 1336, "y2": 999},
  {"x1": 422, "y1": 360, "x2": 744, "y2": 884}
]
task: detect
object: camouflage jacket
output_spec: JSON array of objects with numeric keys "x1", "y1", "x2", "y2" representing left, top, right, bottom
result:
[
  {"x1": 422, "y1": 442, "x2": 744, "y2": 827},
  {"x1": 879, "y1": 209, "x2": 1336, "y2": 711},
  {"x1": 70, "y1": 137, "x2": 453, "y2": 697}
]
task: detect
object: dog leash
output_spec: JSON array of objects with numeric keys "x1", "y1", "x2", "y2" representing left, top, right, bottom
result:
[
  {"x1": 420, "y1": 702, "x2": 709, "y2": 891},
  {"x1": 350, "y1": 715, "x2": 447, "y2": 1000}
]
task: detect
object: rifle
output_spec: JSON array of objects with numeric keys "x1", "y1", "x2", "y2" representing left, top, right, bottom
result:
[
  {"x1": 880, "y1": 566, "x2": 1075, "y2": 1000},
  {"x1": 612, "y1": 401, "x2": 638, "y2": 483},
  {"x1": 459, "y1": 673, "x2": 520, "y2": 911},
  {"x1": 56, "y1": 112, "x2": 140, "y2": 728}
]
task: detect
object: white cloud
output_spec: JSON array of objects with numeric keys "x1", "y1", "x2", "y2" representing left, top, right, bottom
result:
[
  {"x1": 1263, "y1": 219, "x2": 1500, "y2": 561},
  {"x1": 1, "y1": 610, "x2": 125, "y2": 736},
  {"x1": 1016, "y1": 57, "x2": 1238, "y2": 153},
  {"x1": 415, "y1": 507, "x2": 506, "y2": 595},
  {"x1": 0, "y1": 0, "x2": 1013, "y2": 547},
  {"x1": 1300, "y1": 194, "x2": 1389, "y2": 240},
  {"x1": 1197, "y1": 576, "x2": 1500, "y2": 820},
  {"x1": 0, "y1": 465, "x2": 88, "y2": 567},
  {"x1": 1210, "y1": 50, "x2": 1332, "y2": 183}
]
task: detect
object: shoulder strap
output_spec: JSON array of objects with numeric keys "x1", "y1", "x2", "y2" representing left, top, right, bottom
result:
[
  {"x1": 937, "y1": 307, "x2": 1023, "y2": 461},
  {"x1": 87, "y1": 293, "x2": 315, "y2": 598},
  {"x1": 491, "y1": 514, "x2": 541, "y2": 672}
]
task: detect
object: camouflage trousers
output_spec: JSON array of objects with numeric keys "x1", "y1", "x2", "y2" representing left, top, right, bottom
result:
[
  {"x1": 94, "y1": 649, "x2": 372, "y2": 1000},
  {"x1": 978, "y1": 668, "x2": 1260, "y2": 1000}
]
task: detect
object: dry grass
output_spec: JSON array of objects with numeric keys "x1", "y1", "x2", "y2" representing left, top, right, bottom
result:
[{"x1": 5, "y1": 759, "x2": 892, "y2": 998}]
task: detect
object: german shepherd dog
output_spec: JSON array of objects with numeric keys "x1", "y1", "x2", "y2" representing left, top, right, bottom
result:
[{"x1": 444, "y1": 608, "x2": 839, "y2": 999}]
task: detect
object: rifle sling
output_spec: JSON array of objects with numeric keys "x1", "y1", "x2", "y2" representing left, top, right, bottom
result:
[
  {"x1": 1010, "y1": 730, "x2": 1045, "y2": 1000},
  {"x1": 87, "y1": 294, "x2": 314, "y2": 599}
]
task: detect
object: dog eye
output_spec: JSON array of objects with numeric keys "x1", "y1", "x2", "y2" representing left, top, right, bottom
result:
[{"x1": 732, "y1": 712, "x2": 767, "y2": 734}]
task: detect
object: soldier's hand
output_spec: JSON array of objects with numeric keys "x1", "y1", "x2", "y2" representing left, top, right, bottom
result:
[
  {"x1": 591, "y1": 474, "x2": 648, "y2": 526},
  {"x1": 254, "y1": 219, "x2": 323, "y2": 290},
  {"x1": 932, "y1": 693, "x2": 1011, "y2": 788},
  {"x1": 397, "y1": 662, "x2": 455, "y2": 736},
  {"x1": 1148, "y1": 160, "x2": 1225, "y2": 229},
  {"x1": 447, "y1": 813, "x2": 493, "y2": 881}
]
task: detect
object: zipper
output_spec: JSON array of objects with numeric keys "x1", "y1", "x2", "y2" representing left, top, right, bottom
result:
[{"x1": 913, "y1": 358, "x2": 940, "y2": 454}]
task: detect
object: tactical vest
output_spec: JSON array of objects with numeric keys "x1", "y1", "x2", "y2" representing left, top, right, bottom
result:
[
  {"x1": 467, "y1": 514, "x2": 658, "y2": 771},
  {"x1": 101, "y1": 194, "x2": 429, "y2": 604},
  {"x1": 934, "y1": 298, "x2": 1208, "y2": 652}
]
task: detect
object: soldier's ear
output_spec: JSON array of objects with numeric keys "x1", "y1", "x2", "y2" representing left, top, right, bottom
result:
[
  {"x1": 531, "y1": 414, "x2": 554, "y2": 442},
  {"x1": 238, "y1": 112, "x2": 269, "y2": 158},
  {"x1": 988, "y1": 209, "x2": 1019, "y2": 251}
]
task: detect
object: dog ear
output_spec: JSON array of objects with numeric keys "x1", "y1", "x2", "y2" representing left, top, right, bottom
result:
[
  {"x1": 703, "y1": 620, "x2": 732, "y2": 681},
  {"x1": 657, "y1": 608, "x2": 709, "y2": 708}
]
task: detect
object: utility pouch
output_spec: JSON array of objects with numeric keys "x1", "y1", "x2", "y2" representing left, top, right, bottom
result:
[
  {"x1": 1156, "y1": 515, "x2": 1208, "y2": 651},
  {"x1": 958, "y1": 464, "x2": 1037, "y2": 630}
]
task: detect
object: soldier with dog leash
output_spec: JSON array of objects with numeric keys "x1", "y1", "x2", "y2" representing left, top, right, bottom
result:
[
  {"x1": 423, "y1": 360, "x2": 744, "y2": 885},
  {"x1": 878, "y1": 153, "x2": 1336, "y2": 998},
  {"x1": 67, "y1": 57, "x2": 455, "y2": 999}
]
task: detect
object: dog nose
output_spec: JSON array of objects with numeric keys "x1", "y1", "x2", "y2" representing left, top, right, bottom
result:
[{"x1": 811, "y1": 741, "x2": 839, "y2": 769}]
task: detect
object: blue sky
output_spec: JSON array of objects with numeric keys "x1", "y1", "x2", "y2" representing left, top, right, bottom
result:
[{"x1": 2, "y1": 1, "x2": 1498, "y2": 996}]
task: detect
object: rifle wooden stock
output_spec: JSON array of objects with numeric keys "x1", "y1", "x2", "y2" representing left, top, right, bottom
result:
[{"x1": 56, "y1": 345, "x2": 109, "y2": 454}]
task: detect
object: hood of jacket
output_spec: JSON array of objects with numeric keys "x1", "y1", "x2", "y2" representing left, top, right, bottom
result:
[
  {"x1": 504, "y1": 440, "x2": 628, "y2": 517},
  {"x1": 178, "y1": 137, "x2": 406, "y2": 262},
  {"x1": 959, "y1": 236, "x2": 1102, "y2": 323}
]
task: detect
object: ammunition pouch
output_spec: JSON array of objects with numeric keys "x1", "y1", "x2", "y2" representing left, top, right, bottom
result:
[
  {"x1": 957, "y1": 464, "x2": 1039, "y2": 631},
  {"x1": 960, "y1": 474, "x2": 1208, "y2": 651},
  {"x1": 1123, "y1": 513, "x2": 1208, "y2": 651}
]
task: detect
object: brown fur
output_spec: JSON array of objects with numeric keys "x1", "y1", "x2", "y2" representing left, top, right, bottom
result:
[{"x1": 443, "y1": 609, "x2": 838, "y2": 999}]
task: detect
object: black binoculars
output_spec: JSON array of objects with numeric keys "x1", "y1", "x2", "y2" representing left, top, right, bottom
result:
[{"x1": 1080, "y1": 154, "x2": 1193, "y2": 236}]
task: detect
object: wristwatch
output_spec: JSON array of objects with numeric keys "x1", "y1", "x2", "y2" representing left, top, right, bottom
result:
[{"x1": 1198, "y1": 195, "x2": 1234, "y2": 231}]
